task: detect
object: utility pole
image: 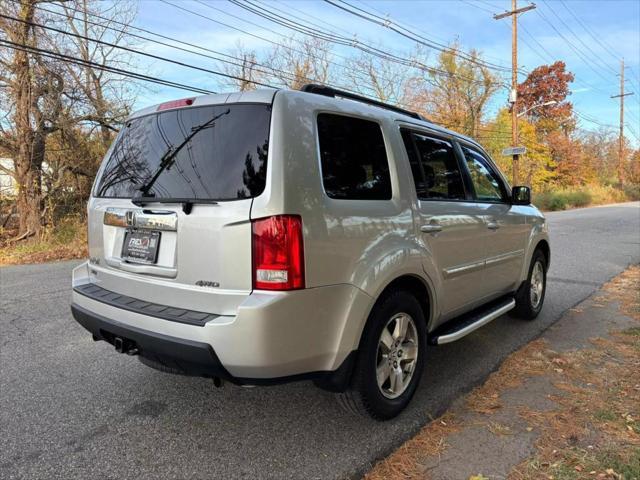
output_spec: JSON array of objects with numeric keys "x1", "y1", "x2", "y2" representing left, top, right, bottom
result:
[
  {"x1": 610, "y1": 58, "x2": 634, "y2": 184},
  {"x1": 494, "y1": 1, "x2": 536, "y2": 185}
]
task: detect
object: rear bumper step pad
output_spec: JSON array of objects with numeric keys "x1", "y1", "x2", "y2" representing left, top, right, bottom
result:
[{"x1": 74, "y1": 283, "x2": 219, "y2": 327}]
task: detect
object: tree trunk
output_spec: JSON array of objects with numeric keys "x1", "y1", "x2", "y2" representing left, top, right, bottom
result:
[{"x1": 12, "y1": 0, "x2": 43, "y2": 237}]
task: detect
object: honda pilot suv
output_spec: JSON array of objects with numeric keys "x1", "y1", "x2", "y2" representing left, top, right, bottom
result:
[{"x1": 71, "y1": 85, "x2": 549, "y2": 420}]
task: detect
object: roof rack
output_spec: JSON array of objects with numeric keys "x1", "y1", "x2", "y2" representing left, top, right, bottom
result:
[{"x1": 300, "y1": 84, "x2": 427, "y2": 121}]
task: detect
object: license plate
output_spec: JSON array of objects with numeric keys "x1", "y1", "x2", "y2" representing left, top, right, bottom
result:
[{"x1": 122, "y1": 230, "x2": 161, "y2": 264}]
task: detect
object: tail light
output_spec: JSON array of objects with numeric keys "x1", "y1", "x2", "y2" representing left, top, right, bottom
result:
[{"x1": 252, "y1": 215, "x2": 305, "y2": 290}]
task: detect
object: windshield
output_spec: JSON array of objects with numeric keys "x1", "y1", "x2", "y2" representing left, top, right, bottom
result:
[{"x1": 95, "y1": 103, "x2": 271, "y2": 200}]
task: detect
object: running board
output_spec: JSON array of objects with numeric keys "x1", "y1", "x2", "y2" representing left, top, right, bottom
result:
[{"x1": 429, "y1": 297, "x2": 516, "y2": 345}]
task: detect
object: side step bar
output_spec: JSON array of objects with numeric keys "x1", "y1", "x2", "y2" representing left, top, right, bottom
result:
[{"x1": 429, "y1": 297, "x2": 516, "y2": 345}]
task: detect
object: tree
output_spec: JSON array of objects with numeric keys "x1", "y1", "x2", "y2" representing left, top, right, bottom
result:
[
  {"x1": 419, "y1": 44, "x2": 501, "y2": 137},
  {"x1": 223, "y1": 36, "x2": 332, "y2": 91},
  {"x1": 517, "y1": 61, "x2": 575, "y2": 134},
  {"x1": 484, "y1": 108, "x2": 555, "y2": 190},
  {"x1": 222, "y1": 42, "x2": 265, "y2": 92},
  {"x1": 345, "y1": 48, "x2": 423, "y2": 105},
  {"x1": 54, "y1": 0, "x2": 137, "y2": 149},
  {"x1": 0, "y1": 0, "x2": 136, "y2": 237},
  {"x1": 0, "y1": 0, "x2": 64, "y2": 237},
  {"x1": 546, "y1": 131, "x2": 585, "y2": 187}
]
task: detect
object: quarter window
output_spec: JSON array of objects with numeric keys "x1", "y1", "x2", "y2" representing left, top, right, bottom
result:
[
  {"x1": 317, "y1": 114, "x2": 392, "y2": 200},
  {"x1": 401, "y1": 130, "x2": 466, "y2": 200},
  {"x1": 461, "y1": 146, "x2": 505, "y2": 202}
]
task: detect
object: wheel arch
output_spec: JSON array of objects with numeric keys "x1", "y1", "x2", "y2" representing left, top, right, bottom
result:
[
  {"x1": 535, "y1": 239, "x2": 550, "y2": 269},
  {"x1": 362, "y1": 273, "x2": 434, "y2": 345}
]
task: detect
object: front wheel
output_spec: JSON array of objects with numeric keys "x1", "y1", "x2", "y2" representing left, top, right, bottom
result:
[
  {"x1": 513, "y1": 249, "x2": 547, "y2": 320},
  {"x1": 336, "y1": 290, "x2": 427, "y2": 420}
]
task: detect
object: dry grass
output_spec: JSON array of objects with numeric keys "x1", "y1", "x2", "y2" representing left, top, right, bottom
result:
[
  {"x1": 509, "y1": 267, "x2": 640, "y2": 480},
  {"x1": 364, "y1": 413, "x2": 461, "y2": 480},
  {"x1": 0, "y1": 217, "x2": 88, "y2": 265},
  {"x1": 534, "y1": 185, "x2": 639, "y2": 212}
]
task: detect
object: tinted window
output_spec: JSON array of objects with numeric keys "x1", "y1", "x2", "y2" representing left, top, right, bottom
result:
[
  {"x1": 95, "y1": 104, "x2": 271, "y2": 200},
  {"x1": 317, "y1": 114, "x2": 391, "y2": 200},
  {"x1": 401, "y1": 130, "x2": 466, "y2": 200},
  {"x1": 461, "y1": 146, "x2": 505, "y2": 202}
]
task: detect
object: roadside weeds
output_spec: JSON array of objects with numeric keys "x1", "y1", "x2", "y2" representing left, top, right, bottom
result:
[{"x1": 365, "y1": 266, "x2": 640, "y2": 480}]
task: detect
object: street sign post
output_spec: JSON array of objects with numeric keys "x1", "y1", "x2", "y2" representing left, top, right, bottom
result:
[{"x1": 502, "y1": 146, "x2": 527, "y2": 156}]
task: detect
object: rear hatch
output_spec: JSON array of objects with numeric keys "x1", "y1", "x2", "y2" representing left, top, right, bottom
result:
[{"x1": 86, "y1": 98, "x2": 273, "y2": 316}]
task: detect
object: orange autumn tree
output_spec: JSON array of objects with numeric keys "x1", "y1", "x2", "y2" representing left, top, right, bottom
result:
[{"x1": 517, "y1": 61, "x2": 575, "y2": 135}]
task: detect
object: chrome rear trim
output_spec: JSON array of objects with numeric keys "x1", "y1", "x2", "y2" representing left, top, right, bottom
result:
[{"x1": 104, "y1": 208, "x2": 178, "y2": 231}]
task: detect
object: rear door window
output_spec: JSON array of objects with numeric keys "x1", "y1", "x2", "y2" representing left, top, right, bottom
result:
[
  {"x1": 317, "y1": 114, "x2": 392, "y2": 200},
  {"x1": 401, "y1": 130, "x2": 466, "y2": 200},
  {"x1": 460, "y1": 146, "x2": 506, "y2": 202},
  {"x1": 95, "y1": 103, "x2": 271, "y2": 200}
]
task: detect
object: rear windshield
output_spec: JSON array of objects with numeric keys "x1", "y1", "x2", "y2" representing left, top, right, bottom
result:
[{"x1": 95, "y1": 103, "x2": 271, "y2": 200}]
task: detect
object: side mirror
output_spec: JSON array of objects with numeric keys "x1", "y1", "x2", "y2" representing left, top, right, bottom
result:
[{"x1": 511, "y1": 186, "x2": 531, "y2": 205}]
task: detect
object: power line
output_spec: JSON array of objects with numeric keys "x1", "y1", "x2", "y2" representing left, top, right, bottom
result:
[
  {"x1": 14, "y1": 1, "x2": 475, "y2": 127},
  {"x1": 168, "y1": 0, "x2": 503, "y2": 89},
  {"x1": 29, "y1": 2, "x2": 348, "y2": 93},
  {"x1": 461, "y1": 0, "x2": 609, "y2": 97},
  {"x1": 30, "y1": 2, "x2": 294, "y2": 87},
  {"x1": 558, "y1": 0, "x2": 622, "y2": 65},
  {"x1": 535, "y1": 5, "x2": 612, "y2": 84},
  {"x1": 0, "y1": 12, "x2": 279, "y2": 90},
  {"x1": 0, "y1": 38, "x2": 214, "y2": 95},
  {"x1": 322, "y1": 0, "x2": 514, "y2": 73},
  {"x1": 158, "y1": 0, "x2": 411, "y2": 95},
  {"x1": 542, "y1": 0, "x2": 617, "y2": 76},
  {"x1": 558, "y1": 0, "x2": 620, "y2": 71},
  {"x1": 216, "y1": 0, "x2": 507, "y2": 87}
]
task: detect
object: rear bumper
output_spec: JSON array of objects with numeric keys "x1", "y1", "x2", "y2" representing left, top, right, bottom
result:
[
  {"x1": 71, "y1": 303, "x2": 232, "y2": 379},
  {"x1": 71, "y1": 262, "x2": 372, "y2": 384}
]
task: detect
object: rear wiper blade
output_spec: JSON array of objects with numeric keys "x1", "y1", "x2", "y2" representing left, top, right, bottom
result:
[{"x1": 131, "y1": 197, "x2": 219, "y2": 215}]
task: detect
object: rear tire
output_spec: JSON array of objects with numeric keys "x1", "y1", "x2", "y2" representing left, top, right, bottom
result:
[
  {"x1": 513, "y1": 249, "x2": 547, "y2": 320},
  {"x1": 337, "y1": 290, "x2": 427, "y2": 421}
]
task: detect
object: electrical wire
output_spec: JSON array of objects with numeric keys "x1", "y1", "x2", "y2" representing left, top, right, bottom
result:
[
  {"x1": 535, "y1": 5, "x2": 612, "y2": 84},
  {"x1": 214, "y1": 0, "x2": 508, "y2": 87},
  {"x1": 0, "y1": 37, "x2": 214, "y2": 95},
  {"x1": 322, "y1": 0, "x2": 514, "y2": 73},
  {"x1": 0, "y1": 12, "x2": 280, "y2": 90},
  {"x1": 542, "y1": 0, "x2": 617, "y2": 76}
]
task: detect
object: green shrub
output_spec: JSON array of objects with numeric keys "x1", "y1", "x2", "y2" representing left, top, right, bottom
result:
[{"x1": 533, "y1": 184, "x2": 634, "y2": 211}]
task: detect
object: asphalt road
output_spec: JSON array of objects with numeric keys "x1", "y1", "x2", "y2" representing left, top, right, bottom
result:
[{"x1": 1, "y1": 202, "x2": 639, "y2": 480}]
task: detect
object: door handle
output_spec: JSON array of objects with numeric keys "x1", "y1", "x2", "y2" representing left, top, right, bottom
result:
[
  {"x1": 487, "y1": 222, "x2": 500, "y2": 230},
  {"x1": 421, "y1": 224, "x2": 443, "y2": 233}
]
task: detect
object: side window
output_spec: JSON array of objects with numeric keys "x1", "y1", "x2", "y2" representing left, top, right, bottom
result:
[
  {"x1": 400, "y1": 129, "x2": 466, "y2": 200},
  {"x1": 317, "y1": 114, "x2": 392, "y2": 200},
  {"x1": 461, "y1": 146, "x2": 506, "y2": 202}
]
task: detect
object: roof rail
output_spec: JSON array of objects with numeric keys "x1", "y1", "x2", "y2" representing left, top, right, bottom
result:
[{"x1": 300, "y1": 84, "x2": 427, "y2": 121}]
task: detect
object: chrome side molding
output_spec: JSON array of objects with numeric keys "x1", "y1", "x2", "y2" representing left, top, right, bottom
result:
[{"x1": 103, "y1": 208, "x2": 178, "y2": 231}]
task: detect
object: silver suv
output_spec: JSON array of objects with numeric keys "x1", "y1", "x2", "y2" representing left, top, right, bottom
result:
[{"x1": 71, "y1": 85, "x2": 549, "y2": 420}]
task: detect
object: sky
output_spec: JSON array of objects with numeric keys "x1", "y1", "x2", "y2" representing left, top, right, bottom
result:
[{"x1": 131, "y1": 0, "x2": 640, "y2": 146}]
